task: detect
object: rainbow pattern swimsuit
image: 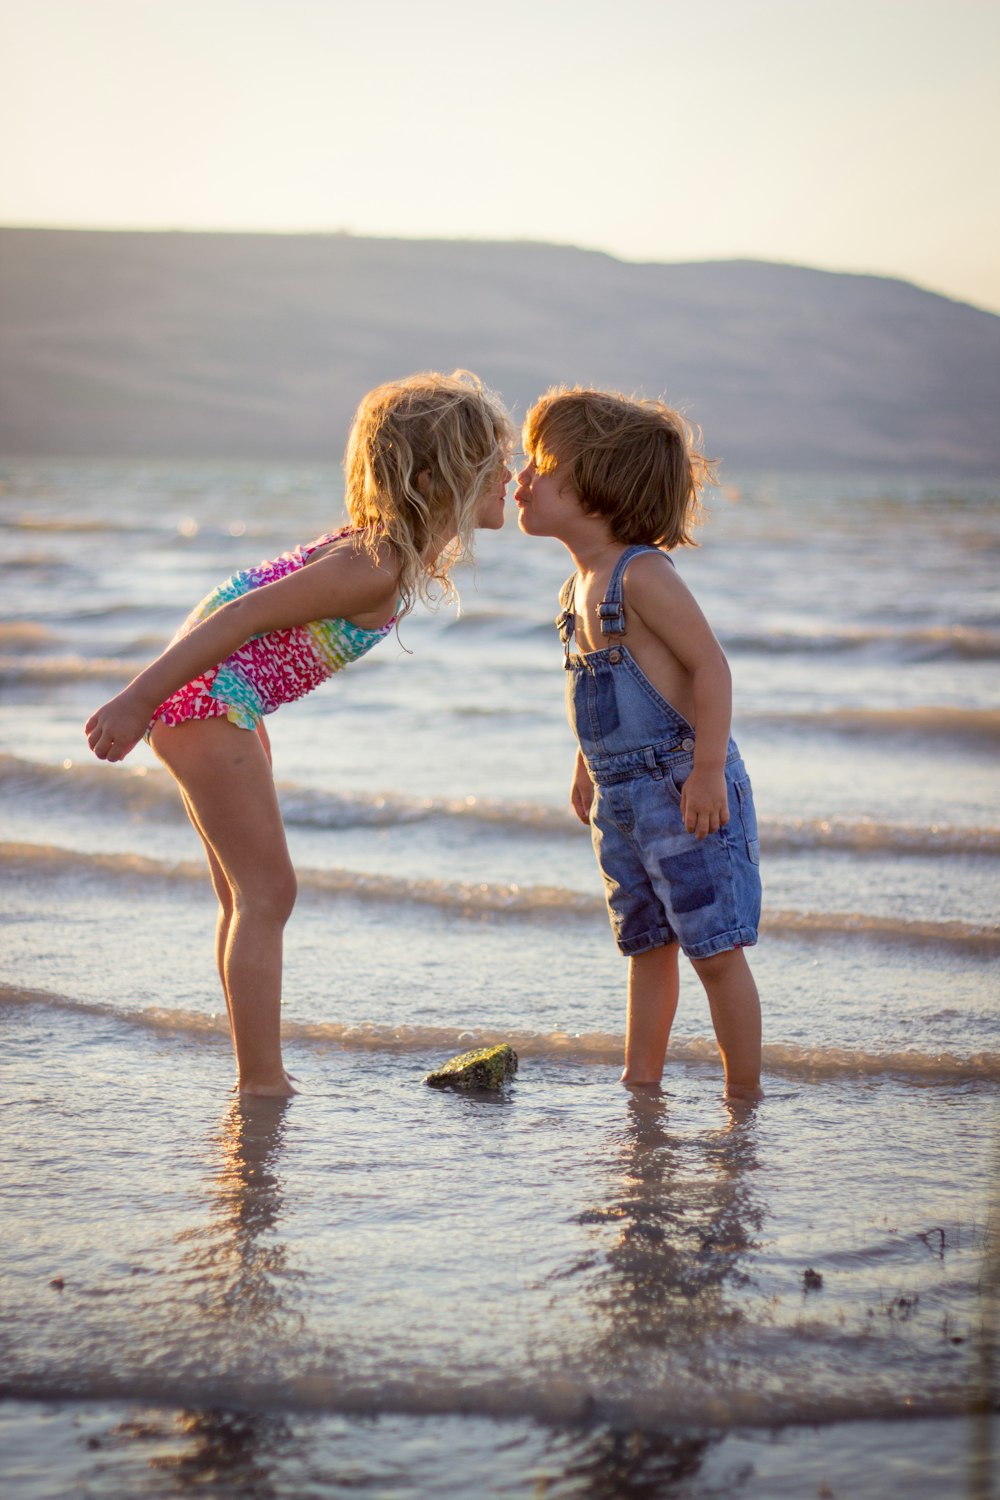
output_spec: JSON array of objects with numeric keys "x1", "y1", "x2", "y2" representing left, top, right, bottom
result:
[{"x1": 151, "y1": 527, "x2": 395, "y2": 732}]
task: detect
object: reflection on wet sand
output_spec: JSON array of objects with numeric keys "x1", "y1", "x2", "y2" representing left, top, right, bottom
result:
[
  {"x1": 114, "y1": 1406, "x2": 293, "y2": 1500},
  {"x1": 580, "y1": 1090, "x2": 763, "y2": 1342},
  {"x1": 554, "y1": 1089, "x2": 764, "y2": 1494},
  {"x1": 177, "y1": 1095, "x2": 302, "y2": 1342},
  {"x1": 101, "y1": 1093, "x2": 767, "y2": 1497},
  {"x1": 117, "y1": 1097, "x2": 298, "y2": 1493},
  {"x1": 968, "y1": 1136, "x2": 999, "y2": 1500}
]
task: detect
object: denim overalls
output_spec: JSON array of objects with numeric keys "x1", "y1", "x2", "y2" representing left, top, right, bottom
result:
[{"x1": 558, "y1": 544, "x2": 761, "y2": 960}]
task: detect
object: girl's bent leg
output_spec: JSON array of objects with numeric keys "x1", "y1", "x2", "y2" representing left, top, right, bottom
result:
[
  {"x1": 151, "y1": 718, "x2": 297, "y2": 1096},
  {"x1": 622, "y1": 943, "x2": 680, "y2": 1085},
  {"x1": 690, "y1": 947, "x2": 763, "y2": 1101},
  {"x1": 180, "y1": 790, "x2": 235, "y2": 1016}
]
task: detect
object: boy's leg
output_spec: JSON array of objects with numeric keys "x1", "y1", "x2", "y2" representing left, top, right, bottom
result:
[
  {"x1": 622, "y1": 942, "x2": 680, "y2": 1085},
  {"x1": 151, "y1": 717, "x2": 297, "y2": 1095},
  {"x1": 690, "y1": 947, "x2": 762, "y2": 1100}
]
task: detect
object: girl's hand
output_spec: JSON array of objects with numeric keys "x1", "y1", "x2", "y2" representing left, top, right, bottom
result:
[
  {"x1": 680, "y1": 767, "x2": 729, "y2": 840},
  {"x1": 570, "y1": 751, "x2": 594, "y2": 824},
  {"x1": 85, "y1": 687, "x2": 152, "y2": 762}
]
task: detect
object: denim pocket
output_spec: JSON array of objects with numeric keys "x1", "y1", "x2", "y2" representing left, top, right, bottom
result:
[
  {"x1": 597, "y1": 781, "x2": 636, "y2": 835},
  {"x1": 668, "y1": 755, "x2": 695, "y2": 804},
  {"x1": 662, "y1": 768, "x2": 684, "y2": 808},
  {"x1": 735, "y1": 777, "x2": 760, "y2": 865}
]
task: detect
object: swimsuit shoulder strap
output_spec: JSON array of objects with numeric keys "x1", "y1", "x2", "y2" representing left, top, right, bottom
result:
[
  {"x1": 304, "y1": 525, "x2": 354, "y2": 556},
  {"x1": 599, "y1": 544, "x2": 674, "y2": 636}
]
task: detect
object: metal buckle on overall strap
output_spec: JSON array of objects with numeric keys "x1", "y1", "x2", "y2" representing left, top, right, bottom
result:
[
  {"x1": 598, "y1": 599, "x2": 626, "y2": 663},
  {"x1": 555, "y1": 607, "x2": 575, "y2": 668},
  {"x1": 598, "y1": 601, "x2": 626, "y2": 635}
]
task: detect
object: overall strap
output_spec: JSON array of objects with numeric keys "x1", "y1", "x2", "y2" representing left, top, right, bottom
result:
[
  {"x1": 599, "y1": 544, "x2": 673, "y2": 639},
  {"x1": 556, "y1": 574, "x2": 577, "y2": 666}
]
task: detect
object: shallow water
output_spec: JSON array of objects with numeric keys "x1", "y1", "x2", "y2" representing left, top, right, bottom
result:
[{"x1": 1, "y1": 461, "x2": 998, "y2": 1496}]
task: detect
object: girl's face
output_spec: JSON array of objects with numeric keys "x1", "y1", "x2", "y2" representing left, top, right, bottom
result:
[{"x1": 475, "y1": 458, "x2": 513, "y2": 530}]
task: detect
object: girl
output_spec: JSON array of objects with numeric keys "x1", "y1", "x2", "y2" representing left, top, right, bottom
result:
[{"x1": 85, "y1": 370, "x2": 515, "y2": 1097}]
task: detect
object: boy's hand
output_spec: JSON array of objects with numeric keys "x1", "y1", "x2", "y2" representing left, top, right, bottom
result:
[
  {"x1": 570, "y1": 751, "x2": 594, "y2": 824},
  {"x1": 680, "y1": 767, "x2": 729, "y2": 840},
  {"x1": 85, "y1": 687, "x2": 153, "y2": 762}
]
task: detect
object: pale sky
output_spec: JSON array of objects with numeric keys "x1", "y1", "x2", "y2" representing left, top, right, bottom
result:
[{"x1": 3, "y1": 0, "x2": 999, "y2": 312}]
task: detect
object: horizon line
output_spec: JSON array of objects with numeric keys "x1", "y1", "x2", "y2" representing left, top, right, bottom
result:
[{"x1": 0, "y1": 221, "x2": 995, "y2": 316}]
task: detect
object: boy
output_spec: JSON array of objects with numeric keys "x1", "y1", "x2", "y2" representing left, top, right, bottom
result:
[{"x1": 516, "y1": 388, "x2": 763, "y2": 1101}]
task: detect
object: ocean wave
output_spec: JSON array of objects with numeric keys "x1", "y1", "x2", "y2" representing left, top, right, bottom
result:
[
  {"x1": 5, "y1": 755, "x2": 999, "y2": 855},
  {"x1": 5, "y1": 515, "x2": 127, "y2": 533},
  {"x1": 0, "y1": 840, "x2": 604, "y2": 917},
  {"x1": 442, "y1": 608, "x2": 523, "y2": 633},
  {"x1": 6, "y1": 653, "x2": 998, "y2": 757},
  {"x1": 759, "y1": 816, "x2": 1000, "y2": 856},
  {"x1": 751, "y1": 706, "x2": 1000, "y2": 747},
  {"x1": 0, "y1": 1368, "x2": 977, "y2": 1435},
  {"x1": 3, "y1": 983, "x2": 997, "y2": 1082},
  {"x1": 762, "y1": 909, "x2": 1000, "y2": 953},
  {"x1": 0, "y1": 551, "x2": 77, "y2": 573},
  {"x1": 1, "y1": 753, "x2": 585, "y2": 836},
  {"x1": 0, "y1": 654, "x2": 140, "y2": 686},
  {"x1": 0, "y1": 754, "x2": 182, "y2": 819},
  {"x1": 0, "y1": 622, "x2": 58, "y2": 650},
  {"x1": 724, "y1": 625, "x2": 1000, "y2": 662},
  {"x1": 1, "y1": 834, "x2": 1000, "y2": 948},
  {"x1": 3, "y1": 841, "x2": 999, "y2": 952},
  {"x1": 278, "y1": 783, "x2": 579, "y2": 834}
]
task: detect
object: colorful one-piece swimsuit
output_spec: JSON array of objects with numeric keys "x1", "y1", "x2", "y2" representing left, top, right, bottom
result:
[{"x1": 150, "y1": 527, "x2": 395, "y2": 732}]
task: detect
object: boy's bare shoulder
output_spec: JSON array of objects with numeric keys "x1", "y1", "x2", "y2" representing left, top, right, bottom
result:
[
  {"x1": 624, "y1": 550, "x2": 703, "y2": 636},
  {"x1": 624, "y1": 549, "x2": 684, "y2": 598}
]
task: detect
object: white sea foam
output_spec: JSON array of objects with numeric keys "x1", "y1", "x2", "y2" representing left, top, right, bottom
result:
[
  {"x1": 4, "y1": 983, "x2": 997, "y2": 1080},
  {"x1": 4, "y1": 753, "x2": 999, "y2": 854},
  {"x1": 4, "y1": 839, "x2": 999, "y2": 952}
]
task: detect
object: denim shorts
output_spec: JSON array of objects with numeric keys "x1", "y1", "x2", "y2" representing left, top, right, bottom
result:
[{"x1": 589, "y1": 745, "x2": 761, "y2": 959}]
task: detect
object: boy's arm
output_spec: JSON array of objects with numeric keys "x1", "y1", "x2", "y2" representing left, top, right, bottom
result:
[
  {"x1": 626, "y1": 554, "x2": 733, "y2": 839},
  {"x1": 570, "y1": 747, "x2": 594, "y2": 824},
  {"x1": 85, "y1": 546, "x2": 396, "y2": 761}
]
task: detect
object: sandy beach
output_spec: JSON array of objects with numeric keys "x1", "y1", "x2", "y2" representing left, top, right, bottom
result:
[{"x1": 1, "y1": 459, "x2": 997, "y2": 1497}]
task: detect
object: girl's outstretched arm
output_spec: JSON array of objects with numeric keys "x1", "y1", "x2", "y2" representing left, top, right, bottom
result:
[{"x1": 85, "y1": 543, "x2": 398, "y2": 761}]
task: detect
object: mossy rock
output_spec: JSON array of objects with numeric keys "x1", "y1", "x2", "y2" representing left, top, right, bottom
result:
[{"x1": 424, "y1": 1043, "x2": 518, "y2": 1091}]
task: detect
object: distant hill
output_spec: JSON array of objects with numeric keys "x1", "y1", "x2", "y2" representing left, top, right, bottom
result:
[{"x1": 1, "y1": 227, "x2": 998, "y2": 473}]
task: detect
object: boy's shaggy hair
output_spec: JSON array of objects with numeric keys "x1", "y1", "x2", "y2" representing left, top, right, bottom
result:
[
  {"x1": 345, "y1": 370, "x2": 514, "y2": 614},
  {"x1": 524, "y1": 387, "x2": 716, "y2": 547}
]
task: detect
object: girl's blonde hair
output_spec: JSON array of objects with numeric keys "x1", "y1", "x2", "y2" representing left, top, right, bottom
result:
[
  {"x1": 524, "y1": 387, "x2": 716, "y2": 548},
  {"x1": 344, "y1": 370, "x2": 515, "y2": 614}
]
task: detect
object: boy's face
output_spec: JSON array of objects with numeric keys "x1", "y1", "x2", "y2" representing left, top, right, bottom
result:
[{"x1": 514, "y1": 453, "x2": 582, "y2": 540}]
